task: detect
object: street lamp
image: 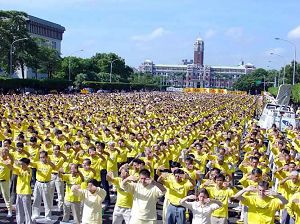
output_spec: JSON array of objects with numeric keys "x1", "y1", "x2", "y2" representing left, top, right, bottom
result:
[
  {"x1": 68, "y1": 49, "x2": 83, "y2": 81},
  {"x1": 270, "y1": 52, "x2": 286, "y2": 84},
  {"x1": 10, "y1": 37, "x2": 29, "y2": 76},
  {"x1": 109, "y1": 59, "x2": 118, "y2": 83},
  {"x1": 275, "y1": 37, "x2": 297, "y2": 85}
]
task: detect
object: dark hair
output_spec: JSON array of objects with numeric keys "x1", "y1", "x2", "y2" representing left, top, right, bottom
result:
[
  {"x1": 211, "y1": 167, "x2": 221, "y2": 174},
  {"x1": 251, "y1": 168, "x2": 262, "y2": 175},
  {"x1": 83, "y1": 158, "x2": 91, "y2": 165},
  {"x1": 16, "y1": 142, "x2": 24, "y2": 148},
  {"x1": 251, "y1": 156, "x2": 259, "y2": 162},
  {"x1": 20, "y1": 158, "x2": 30, "y2": 165},
  {"x1": 88, "y1": 178, "x2": 99, "y2": 187},
  {"x1": 88, "y1": 146, "x2": 96, "y2": 152},
  {"x1": 173, "y1": 169, "x2": 185, "y2": 175},
  {"x1": 214, "y1": 173, "x2": 226, "y2": 181},
  {"x1": 198, "y1": 188, "x2": 210, "y2": 197},
  {"x1": 4, "y1": 139, "x2": 11, "y2": 144},
  {"x1": 132, "y1": 159, "x2": 145, "y2": 165},
  {"x1": 170, "y1": 161, "x2": 181, "y2": 168},
  {"x1": 139, "y1": 169, "x2": 151, "y2": 178}
]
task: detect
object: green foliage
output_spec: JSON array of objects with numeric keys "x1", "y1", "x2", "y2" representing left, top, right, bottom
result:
[
  {"x1": 268, "y1": 87, "x2": 278, "y2": 96},
  {"x1": 0, "y1": 77, "x2": 71, "y2": 92},
  {"x1": 268, "y1": 84, "x2": 300, "y2": 104},
  {"x1": 291, "y1": 83, "x2": 300, "y2": 104},
  {"x1": 233, "y1": 68, "x2": 270, "y2": 93},
  {"x1": 129, "y1": 73, "x2": 160, "y2": 85}
]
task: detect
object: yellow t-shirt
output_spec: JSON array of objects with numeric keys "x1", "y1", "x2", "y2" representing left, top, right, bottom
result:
[
  {"x1": 31, "y1": 161, "x2": 53, "y2": 182},
  {"x1": 62, "y1": 174, "x2": 82, "y2": 202},
  {"x1": 207, "y1": 186, "x2": 236, "y2": 218},
  {"x1": 111, "y1": 177, "x2": 133, "y2": 208},
  {"x1": 79, "y1": 168, "x2": 94, "y2": 189},
  {"x1": 286, "y1": 192, "x2": 300, "y2": 224},
  {"x1": 242, "y1": 194, "x2": 283, "y2": 224},
  {"x1": 164, "y1": 178, "x2": 193, "y2": 205},
  {"x1": 107, "y1": 151, "x2": 119, "y2": 172},
  {"x1": 0, "y1": 161, "x2": 11, "y2": 181},
  {"x1": 282, "y1": 180, "x2": 300, "y2": 200},
  {"x1": 49, "y1": 155, "x2": 65, "y2": 173},
  {"x1": 14, "y1": 167, "x2": 32, "y2": 195}
]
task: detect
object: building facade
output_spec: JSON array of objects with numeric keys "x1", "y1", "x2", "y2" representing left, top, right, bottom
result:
[
  {"x1": 138, "y1": 38, "x2": 256, "y2": 89},
  {"x1": 13, "y1": 15, "x2": 65, "y2": 79}
]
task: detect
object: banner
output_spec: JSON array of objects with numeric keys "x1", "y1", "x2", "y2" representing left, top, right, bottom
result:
[{"x1": 184, "y1": 88, "x2": 246, "y2": 95}]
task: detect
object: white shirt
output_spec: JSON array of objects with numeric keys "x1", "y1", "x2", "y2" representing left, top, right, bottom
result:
[
  {"x1": 73, "y1": 187, "x2": 106, "y2": 224},
  {"x1": 122, "y1": 182, "x2": 164, "y2": 221},
  {"x1": 181, "y1": 201, "x2": 221, "y2": 224}
]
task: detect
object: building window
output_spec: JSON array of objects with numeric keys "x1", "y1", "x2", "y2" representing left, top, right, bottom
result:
[{"x1": 52, "y1": 41, "x2": 57, "y2": 49}]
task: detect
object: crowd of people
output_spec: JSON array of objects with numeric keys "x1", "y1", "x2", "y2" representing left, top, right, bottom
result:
[{"x1": 0, "y1": 92, "x2": 299, "y2": 224}]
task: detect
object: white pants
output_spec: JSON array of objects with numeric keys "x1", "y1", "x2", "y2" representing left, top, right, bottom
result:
[
  {"x1": 0, "y1": 180, "x2": 11, "y2": 211},
  {"x1": 62, "y1": 200, "x2": 81, "y2": 224},
  {"x1": 112, "y1": 205, "x2": 131, "y2": 224},
  {"x1": 50, "y1": 174, "x2": 64, "y2": 210},
  {"x1": 32, "y1": 181, "x2": 51, "y2": 219},
  {"x1": 129, "y1": 218, "x2": 157, "y2": 224},
  {"x1": 162, "y1": 197, "x2": 170, "y2": 224},
  {"x1": 16, "y1": 194, "x2": 32, "y2": 224}
]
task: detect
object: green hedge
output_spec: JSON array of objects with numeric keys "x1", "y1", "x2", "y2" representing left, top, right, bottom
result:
[
  {"x1": 0, "y1": 78, "x2": 71, "y2": 92},
  {"x1": 268, "y1": 84, "x2": 300, "y2": 104},
  {"x1": 82, "y1": 81, "x2": 168, "y2": 91}
]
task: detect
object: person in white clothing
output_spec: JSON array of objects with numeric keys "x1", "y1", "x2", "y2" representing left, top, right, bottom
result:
[
  {"x1": 71, "y1": 178, "x2": 106, "y2": 224},
  {"x1": 180, "y1": 188, "x2": 222, "y2": 224},
  {"x1": 121, "y1": 169, "x2": 166, "y2": 224}
]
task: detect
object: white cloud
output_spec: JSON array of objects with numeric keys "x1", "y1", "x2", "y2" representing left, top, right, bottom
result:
[
  {"x1": 225, "y1": 27, "x2": 244, "y2": 40},
  {"x1": 204, "y1": 29, "x2": 217, "y2": 39},
  {"x1": 288, "y1": 25, "x2": 300, "y2": 39},
  {"x1": 131, "y1": 27, "x2": 169, "y2": 42}
]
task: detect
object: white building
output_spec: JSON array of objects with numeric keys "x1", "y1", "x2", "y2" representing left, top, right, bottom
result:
[
  {"x1": 138, "y1": 38, "x2": 256, "y2": 89},
  {"x1": 13, "y1": 15, "x2": 65, "y2": 79}
]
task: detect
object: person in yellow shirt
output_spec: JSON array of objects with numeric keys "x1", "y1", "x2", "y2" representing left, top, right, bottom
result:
[
  {"x1": 286, "y1": 192, "x2": 300, "y2": 224},
  {"x1": 107, "y1": 167, "x2": 133, "y2": 224},
  {"x1": 31, "y1": 151, "x2": 57, "y2": 221},
  {"x1": 280, "y1": 171, "x2": 300, "y2": 224},
  {"x1": 158, "y1": 168, "x2": 194, "y2": 224},
  {"x1": 60, "y1": 163, "x2": 84, "y2": 224},
  {"x1": 106, "y1": 141, "x2": 120, "y2": 177},
  {"x1": 10, "y1": 141, "x2": 30, "y2": 204},
  {"x1": 0, "y1": 147, "x2": 14, "y2": 217},
  {"x1": 49, "y1": 145, "x2": 67, "y2": 212},
  {"x1": 72, "y1": 179, "x2": 107, "y2": 224},
  {"x1": 79, "y1": 158, "x2": 95, "y2": 190},
  {"x1": 233, "y1": 181, "x2": 288, "y2": 224},
  {"x1": 13, "y1": 158, "x2": 32, "y2": 224},
  {"x1": 206, "y1": 173, "x2": 236, "y2": 224}
]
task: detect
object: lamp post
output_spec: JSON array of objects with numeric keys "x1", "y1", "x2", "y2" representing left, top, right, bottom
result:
[
  {"x1": 109, "y1": 59, "x2": 118, "y2": 83},
  {"x1": 10, "y1": 37, "x2": 29, "y2": 76},
  {"x1": 68, "y1": 49, "x2": 83, "y2": 81},
  {"x1": 270, "y1": 52, "x2": 286, "y2": 84},
  {"x1": 275, "y1": 37, "x2": 297, "y2": 85}
]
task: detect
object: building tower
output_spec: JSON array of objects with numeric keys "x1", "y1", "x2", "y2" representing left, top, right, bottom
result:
[{"x1": 194, "y1": 38, "x2": 204, "y2": 66}]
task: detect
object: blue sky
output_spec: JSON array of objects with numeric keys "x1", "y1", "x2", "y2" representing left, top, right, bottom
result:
[{"x1": 1, "y1": 0, "x2": 300, "y2": 69}]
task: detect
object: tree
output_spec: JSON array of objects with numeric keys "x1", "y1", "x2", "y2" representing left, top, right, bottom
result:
[
  {"x1": 91, "y1": 53, "x2": 132, "y2": 82},
  {"x1": 38, "y1": 45, "x2": 62, "y2": 78},
  {"x1": 233, "y1": 68, "x2": 268, "y2": 93},
  {"x1": 0, "y1": 10, "x2": 38, "y2": 77}
]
